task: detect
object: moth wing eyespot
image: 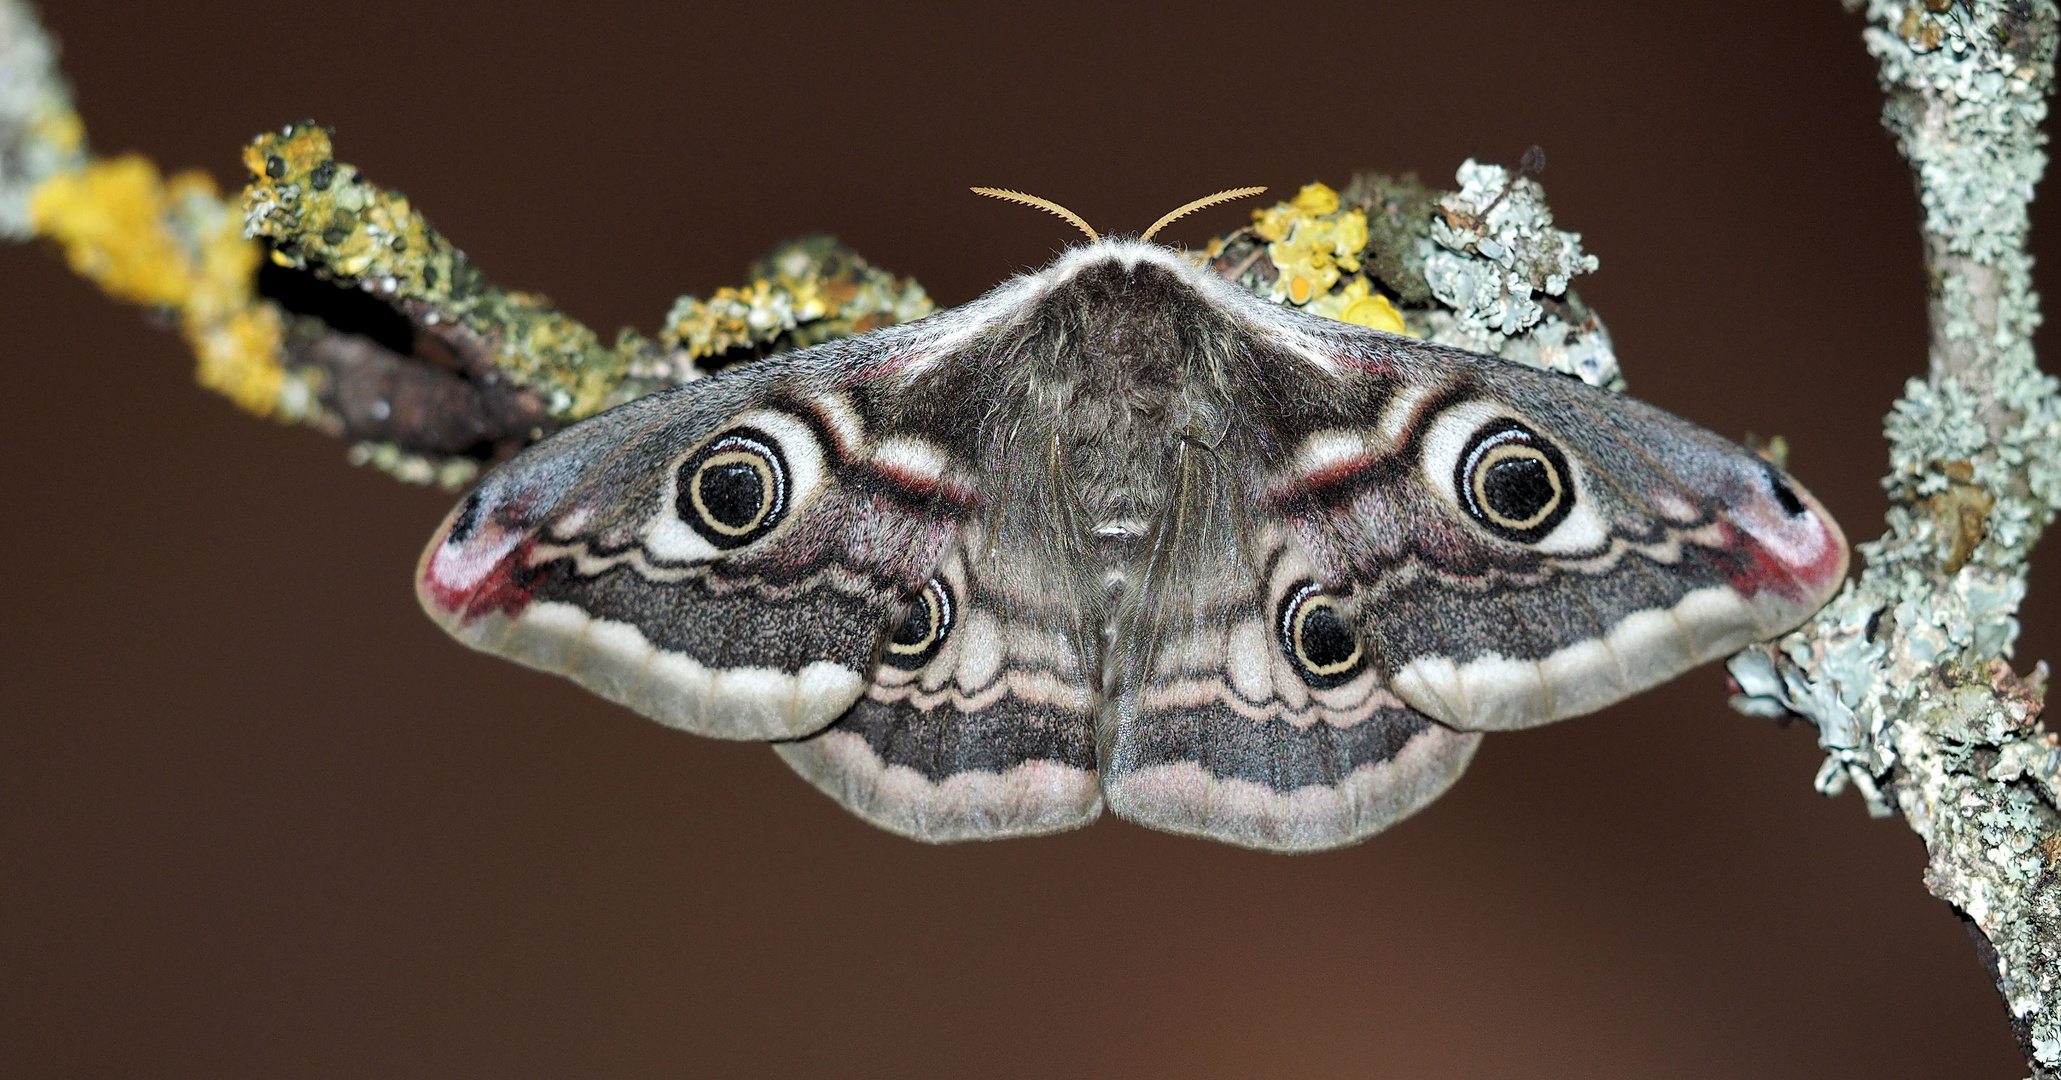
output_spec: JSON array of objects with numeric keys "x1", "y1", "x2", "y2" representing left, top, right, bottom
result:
[
  {"x1": 1276, "y1": 580, "x2": 1368, "y2": 689},
  {"x1": 693, "y1": 451, "x2": 776, "y2": 532},
  {"x1": 889, "y1": 602, "x2": 933, "y2": 648},
  {"x1": 882, "y1": 577, "x2": 955, "y2": 670},
  {"x1": 1454, "y1": 420, "x2": 1575, "y2": 543},
  {"x1": 641, "y1": 410, "x2": 830, "y2": 566},
  {"x1": 676, "y1": 427, "x2": 790, "y2": 548},
  {"x1": 1475, "y1": 445, "x2": 1559, "y2": 526}
]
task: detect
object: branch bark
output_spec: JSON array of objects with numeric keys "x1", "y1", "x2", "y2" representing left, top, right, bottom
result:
[{"x1": 1729, "y1": 3, "x2": 2061, "y2": 1074}]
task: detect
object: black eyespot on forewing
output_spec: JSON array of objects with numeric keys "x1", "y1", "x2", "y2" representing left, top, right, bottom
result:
[
  {"x1": 1277, "y1": 580, "x2": 1367, "y2": 689},
  {"x1": 1456, "y1": 420, "x2": 1574, "y2": 543},
  {"x1": 1764, "y1": 462, "x2": 1807, "y2": 517},
  {"x1": 882, "y1": 577, "x2": 955, "y2": 670},
  {"x1": 677, "y1": 427, "x2": 789, "y2": 548}
]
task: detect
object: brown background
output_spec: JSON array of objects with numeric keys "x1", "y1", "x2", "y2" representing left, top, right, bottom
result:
[{"x1": 2, "y1": 1, "x2": 2053, "y2": 1076}]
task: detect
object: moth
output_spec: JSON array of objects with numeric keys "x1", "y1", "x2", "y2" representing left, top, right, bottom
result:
[{"x1": 415, "y1": 190, "x2": 1849, "y2": 852}]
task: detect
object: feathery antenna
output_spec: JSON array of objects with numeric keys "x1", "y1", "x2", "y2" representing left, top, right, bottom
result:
[
  {"x1": 970, "y1": 187, "x2": 1099, "y2": 242},
  {"x1": 1139, "y1": 186, "x2": 1267, "y2": 242}
]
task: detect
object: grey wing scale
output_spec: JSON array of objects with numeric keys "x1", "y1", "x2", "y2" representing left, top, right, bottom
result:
[
  {"x1": 421, "y1": 316, "x2": 1110, "y2": 842},
  {"x1": 775, "y1": 385, "x2": 1111, "y2": 841},
  {"x1": 1095, "y1": 268, "x2": 1842, "y2": 851}
]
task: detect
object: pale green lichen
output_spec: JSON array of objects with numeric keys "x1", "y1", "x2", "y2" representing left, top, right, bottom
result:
[
  {"x1": 1732, "y1": 2, "x2": 2061, "y2": 1071},
  {"x1": 0, "y1": 0, "x2": 83, "y2": 240},
  {"x1": 1424, "y1": 160, "x2": 1594, "y2": 326},
  {"x1": 1417, "y1": 159, "x2": 1621, "y2": 390}
]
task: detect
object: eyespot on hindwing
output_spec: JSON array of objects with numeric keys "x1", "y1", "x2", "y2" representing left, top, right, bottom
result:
[
  {"x1": 1278, "y1": 580, "x2": 1367, "y2": 689},
  {"x1": 883, "y1": 577, "x2": 956, "y2": 670}
]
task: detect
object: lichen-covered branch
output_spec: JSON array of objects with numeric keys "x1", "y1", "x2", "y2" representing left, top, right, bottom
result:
[
  {"x1": 2, "y1": 0, "x2": 1614, "y2": 488},
  {"x1": 1727, "y1": 2, "x2": 2061, "y2": 1074},
  {"x1": 0, "y1": 0, "x2": 76, "y2": 238},
  {"x1": 1200, "y1": 166, "x2": 1622, "y2": 388},
  {"x1": 0, "y1": 6, "x2": 938, "y2": 488}
]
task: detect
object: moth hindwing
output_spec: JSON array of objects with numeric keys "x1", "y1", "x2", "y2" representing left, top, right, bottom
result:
[{"x1": 419, "y1": 240, "x2": 1848, "y2": 852}]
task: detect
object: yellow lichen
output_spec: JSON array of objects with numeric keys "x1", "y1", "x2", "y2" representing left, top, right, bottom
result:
[
  {"x1": 1306, "y1": 276, "x2": 1409, "y2": 335},
  {"x1": 192, "y1": 306, "x2": 286, "y2": 414},
  {"x1": 30, "y1": 105, "x2": 84, "y2": 157},
  {"x1": 30, "y1": 153, "x2": 288, "y2": 417},
  {"x1": 31, "y1": 155, "x2": 193, "y2": 306},
  {"x1": 662, "y1": 236, "x2": 932, "y2": 362},
  {"x1": 1237, "y1": 180, "x2": 1420, "y2": 335},
  {"x1": 1251, "y1": 182, "x2": 1370, "y2": 308},
  {"x1": 1252, "y1": 182, "x2": 1343, "y2": 241}
]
